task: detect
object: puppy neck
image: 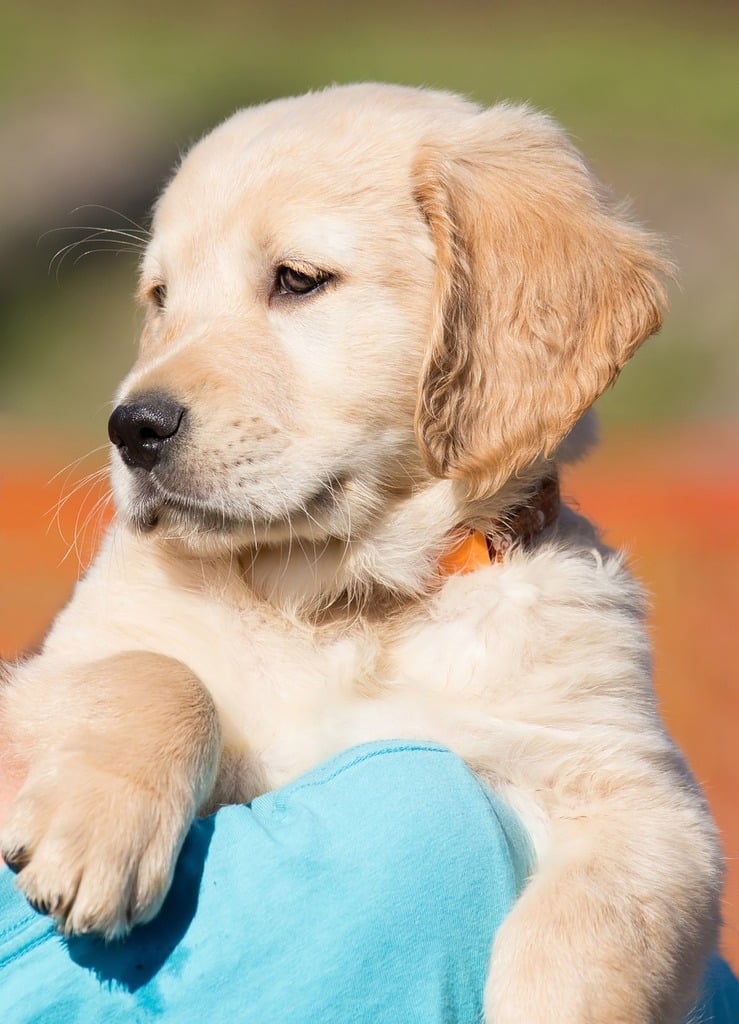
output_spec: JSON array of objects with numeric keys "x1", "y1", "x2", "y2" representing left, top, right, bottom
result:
[{"x1": 242, "y1": 461, "x2": 556, "y2": 620}]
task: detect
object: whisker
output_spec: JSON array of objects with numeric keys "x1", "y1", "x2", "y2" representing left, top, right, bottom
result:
[
  {"x1": 245, "y1": 502, "x2": 259, "y2": 554},
  {"x1": 69, "y1": 204, "x2": 151, "y2": 236},
  {"x1": 47, "y1": 230, "x2": 146, "y2": 279},
  {"x1": 49, "y1": 241, "x2": 135, "y2": 276},
  {"x1": 60, "y1": 489, "x2": 113, "y2": 572},
  {"x1": 46, "y1": 479, "x2": 107, "y2": 561},
  {"x1": 73, "y1": 491, "x2": 111, "y2": 570},
  {"x1": 47, "y1": 445, "x2": 109, "y2": 486},
  {"x1": 46, "y1": 469, "x2": 109, "y2": 532},
  {"x1": 41, "y1": 225, "x2": 149, "y2": 245},
  {"x1": 44, "y1": 446, "x2": 110, "y2": 555},
  {"x1": 71, "y1": 245, "x2": 142, "y2": 268}
]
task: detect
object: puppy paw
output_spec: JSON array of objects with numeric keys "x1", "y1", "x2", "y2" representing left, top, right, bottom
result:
[
  {"x1": 1, "y1": 762, "x2": 192, "y2": 939},
  {"x1": 483, "y1": 897, "x2": 670, "y2": 1024}
]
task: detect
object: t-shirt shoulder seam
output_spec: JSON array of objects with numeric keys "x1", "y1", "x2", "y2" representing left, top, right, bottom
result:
[{"x1": 271, "y1": 743, "x2": 453, "y2": 806}]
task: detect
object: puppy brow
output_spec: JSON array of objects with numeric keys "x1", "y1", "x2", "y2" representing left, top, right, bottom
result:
[{"x1": 274, "y1": 216, "x2": 357, "y2": 267}]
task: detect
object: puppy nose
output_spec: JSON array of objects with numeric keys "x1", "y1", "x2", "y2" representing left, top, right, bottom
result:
[{"x1": 108, "y1": 394, "x2": 185, "y2": 470}]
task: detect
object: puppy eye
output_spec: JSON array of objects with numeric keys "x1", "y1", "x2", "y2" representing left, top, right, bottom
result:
[
  {"x1": 149, "y1": 283, "x2": 167, "y2": 310},
  {"x1": 276, "y1": 265, "x2": 330, "y2": 296}
]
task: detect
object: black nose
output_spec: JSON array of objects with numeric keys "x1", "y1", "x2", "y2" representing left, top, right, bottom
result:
[{"x1": 108, "y1": 394, "x2": 185, "y2": 471}]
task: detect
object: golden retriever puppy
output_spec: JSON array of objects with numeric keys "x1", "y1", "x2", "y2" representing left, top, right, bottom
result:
[{"x1": 1, "y1": 84, "x2": 722, "y2": 1022}]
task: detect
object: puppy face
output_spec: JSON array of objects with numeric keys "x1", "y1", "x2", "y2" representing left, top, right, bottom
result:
[
  {"x1": 112, "y1": 89, "x2": 442, "y2": 553},
  {"x1": 109, "y1": 84, "x2": 668, "y2": 555}
]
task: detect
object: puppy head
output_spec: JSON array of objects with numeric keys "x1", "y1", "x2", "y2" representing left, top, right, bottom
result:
[{"x1": 109, "y1": 85, "x2": 668, "y2": 554}]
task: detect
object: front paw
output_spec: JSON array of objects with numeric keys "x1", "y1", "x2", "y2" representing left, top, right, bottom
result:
[{"x1": 1, "y1": 761, "x2": 193, "y2": 939}]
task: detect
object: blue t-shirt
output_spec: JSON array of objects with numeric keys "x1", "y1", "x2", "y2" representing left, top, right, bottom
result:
[{"x1": 0, "y1": 742, "x2": 736, "y2": 1022}]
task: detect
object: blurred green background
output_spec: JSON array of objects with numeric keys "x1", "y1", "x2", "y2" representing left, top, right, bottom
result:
[{"x1": 1, "y1": 0, "x2": 737, "y2": 442}]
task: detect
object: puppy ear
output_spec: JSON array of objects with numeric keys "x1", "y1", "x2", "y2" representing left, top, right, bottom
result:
[{"x1": 413, "y1": 104, "x2": 670, "y2": 494}]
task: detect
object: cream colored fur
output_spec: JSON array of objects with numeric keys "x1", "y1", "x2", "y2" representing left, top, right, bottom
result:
[{"x1": 0, "y1": 85, "x2": 722, "y2": 1022}]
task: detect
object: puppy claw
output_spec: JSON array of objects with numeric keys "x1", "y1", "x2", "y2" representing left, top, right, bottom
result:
[
  {"x1": 2, "y1": 844, "x2": 30, "y2": 874},
  {"x1": 28, "y1": 893, "x2": 56, "y2": 916}
]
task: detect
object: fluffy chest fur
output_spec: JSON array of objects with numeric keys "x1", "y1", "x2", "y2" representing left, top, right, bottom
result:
[{"x1": 42, "y1": 510, "x2": 655, "y2": 835}]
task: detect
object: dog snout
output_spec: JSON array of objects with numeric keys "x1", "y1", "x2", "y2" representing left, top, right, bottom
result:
[{"x1": 108, "y1": 394, "x2": 186, "y2": 471}]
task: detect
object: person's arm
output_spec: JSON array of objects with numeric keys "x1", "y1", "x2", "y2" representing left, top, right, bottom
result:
[
  {"x1": 1, "y1": 729, "x2": 737, "y2": 1024},
  {"x1": 1, "y1": 739, "x2": 527, "y2": 1023}
]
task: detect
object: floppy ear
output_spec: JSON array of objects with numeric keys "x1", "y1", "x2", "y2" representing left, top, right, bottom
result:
[{"x1": 413, "y1": 104, "x2": 670, "y2": 494}]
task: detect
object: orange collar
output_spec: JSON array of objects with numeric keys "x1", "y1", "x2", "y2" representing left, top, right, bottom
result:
[{"x1": 438, "y1": 474, "x2": 560, "y2": 577}]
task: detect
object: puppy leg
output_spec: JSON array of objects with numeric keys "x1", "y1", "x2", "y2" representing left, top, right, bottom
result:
[
  {"x1": 484, "y1": 777, "x2": 722, "y2": 1024},
  {"x1": 1, "y1": 650, "x2": 221, "y2": 938}
]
